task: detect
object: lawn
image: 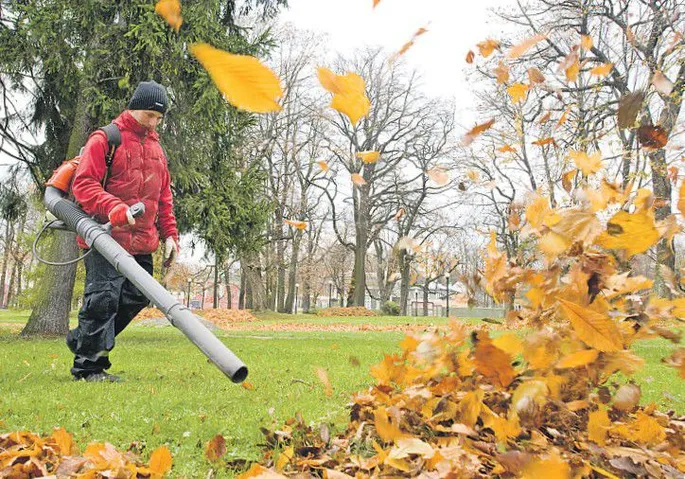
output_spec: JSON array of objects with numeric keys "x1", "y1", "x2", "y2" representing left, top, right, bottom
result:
[{"x1": 0, "y1": 310, "x2": 682, "y2": 477}]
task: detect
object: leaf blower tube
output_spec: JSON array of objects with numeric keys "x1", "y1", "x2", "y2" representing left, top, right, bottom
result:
[{"x1": 43, "y1": 186, "x2": 248, "y2": 383}]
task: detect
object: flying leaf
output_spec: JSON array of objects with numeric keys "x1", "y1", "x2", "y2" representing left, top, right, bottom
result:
[
  {"x1": 558, "y1": 46, "x2": 579, "y2": 72},
  {"x1": 315, "y1": 367, "x2": 333, "y2": 397},
  {"x1": 351, "y1": 173, "x2": 367, "y2": 186},
  {"x1": 494, "y1": 61, "x2": 510, "y2": 84},
  {"x1": 466, "y1": 50, "x2": 475, "y2": 64},
  {"x1": 462, "y1": 118, "x2": 495, "y2": 145},
  {"x1": 474, "y1": 331, "x2": 516, "y2": 388},
  {"x1": 538, "y1": 111, "x2": 552, "y2": 123},
  {"x1": 558, "y1": 298, "x2": 623, "y2": 352},
  {"x1": 597, "y1": 210, "x2": 660, "y2": 257},
  {"x1": 652, "y1": 71, "x2": 674, "y2": 96},
  {"x1": 556, "y1": 349, "x2": 599, "y2": 369},
  {"x1": 527, "y1": 67, "x2": 546, "y2": 84},
  {"x1": 498, "y1": 144, "x2": 517, "y2": 153},
  {"x1": 617, "y1": 91, "x2": 645, "y2": 129},
  {"x1": 678, "y1": 182, "x2": 685, "y2": 217},
  {"x1": 190, "y1": 43, "x2": 283, "y2": 113},
  {"x1": 284, "y1": 219, "x2": 308, "y2": 230},
  {"x1": 331, "y1": 93, "x2": 371, "y2": 125},
  {"x1": 148, "y1": 446, "x2": 173, "y2": 476},
  {"x1": 507, "y1": 33, "x2": 547, "y2": 59},
  {"x1": 561, "y1": 170, "x2": 577, "y2": 193},
  {"x1": 526, "y1": 195, "x2": 551, "y2": 229},
  {"x1": 357, "y1": 151, "x2": 380, "y2": 164},
  {"x1": 373, "y1": 0, "x2": 381, "y2": 7},
  {"x1": 636, "y1": 125, "x2": 668, "y2": 150},
  {"x1": 426, "y1": 167, "x2": 449, "y2": 186},
  {"x1": 317, "y1": 67, "x2": 371, "y2": 125},
  {"x1": 477, "y1": 39, "x2": 500, "y2": 57},
  {"x1": 395, "y1": 26, "x2": 429, "y2": 57},
  {"x1": 611, "y1": 412, "x2": 666, "y2": 446},
  {"x1": 507, "y1": 83, "x2": 529, "y2": 104},
  {"x1": 590, "y1": 63, "x2": 613, "y2": 77},
  {"x1": 569, "y1": 150, "x2": 602, "y2": 176},
  {"x1": 588, "y1": 409, "x2": 611, "y2": 445},
  {"x1": 532, "y1": 137, "x2": 557, "y2": 147},
  {"x1": 581, "y1": 35, "x2": 593, "y2": 51},
  {"x1": 205, "y1": 435, "x2": 227, "y2": 462},
  {"x1": 155, "y1": 0, "x2": 183, "y2": 32},
  {"x1": 467, "y1": 170, "x2": 481, "y2": 182},
  {"x1": 556, "y1": 109, "x2": 570, "y2": 128},
  {"x1": 317, "y1": 160, "x2": 329, "y2": 173},
  {"x1": 394, "y1": 208, "x2": 405, "y2": 221},
  {"x1": 565, "y1": 59, "x2": 580, "y2": 82}
]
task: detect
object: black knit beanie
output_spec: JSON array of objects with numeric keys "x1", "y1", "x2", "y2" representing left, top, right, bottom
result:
[{"x1": 127, "y1": 81, "x2": 169, "y2": 114}]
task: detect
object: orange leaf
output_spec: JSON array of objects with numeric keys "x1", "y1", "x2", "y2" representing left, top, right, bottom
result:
[
  {"x1": 498, "y1": 144, "x2": 517, "y2": 153},
  {"x1": 351, "y1": 173, "x2": 367, "y2": 186},
  {"x1": 466, "y1": 50, "x2": 475, "y2": 64},
  {"x1": 462, "y1": 118, "x2": 495, "y2": 145},
  {"x1": 474, "y1": 331, "x2": 516, "y2": 388},
  {"x1": 565, "y1": 60, "x2": 580, "y2": 82},
  {"x1": 556, "y1": 349, "x2": 599, "y2": 369},
  {"x1": 561, "y1": 170, "x2": 577, "y2": 193},
  {"x1": 581, "y1": 35, "x2": 593, "y2": 51},
  {"x1": 522, "y1": 453, "x2": 570, "y2": 479},
  {"x1": 242, "y1": 381, "x2": 255, "y2": 390},
  {"x1": 148, "y1": 445, "x2": 173, "y2": 476},
  {"x1": 395, "y1": 26, "x2": 429, "y2": 57},
  {"x1": 558, "y1": 298, "x2": 623, "y2": 352},
  {"x1": 637, "y1": 125, "x2": 668, "y2": 150},
  {"x1": 191, "y1": 43, "x2": 282, "y2": 113},
  {"x1": 205, "y1": 435, "x2": 227, "y2": 463},
  {"x1": 556, "y1": 108, "x2": 570, "y2": 128},
  {"x1": 590, "y1": 63, "x2": 613, "y2": 77},
  {"x1": 317, "y1": 67, "x2": 371, "y2": 125},
  {"x1": 611, "y1": 412, "x2": 666, "y2": 446},
  {"x1": 317, "y1": 160, "x2": 329, "y2": 173},
  {"x1": 284, "y1": 219, "x2": 308, "y2": 230},
  {"x1": 678, "y1": 182, "x2": 685, "y2": 217},
  {"x1": 477, "y1": 39, "x2": 500, "y2": 57},
  {"x1": 373, "y1": 0, "x2": 381, "y2": 7},
  {"x1": 155, "y1": 0, "x2": 183, "y2": 32},
  {"x1": 493, "y1": 61, "x2": 510, "y2": 84},
  {"x1": 51, "y1": 427, "x2": 73, "y2": 455},
  {"x1": 357, "y1": 151, "x2": 380, "y2": 164},
  {"x1": 507, "y1": 83, "x2": 529, "y2": 104},
  {"x1": 238, "y1": 463, "x2": 287, "y2": 478},
  {"x1": 532, "y1": 137, "x2": 556, "y2": 147},
  {"x1": 507, "y1": 33, "x2": 547, "y2": 59},
  {"x1": 587, "y1": 408, "x2": 611, "y2": 445}
]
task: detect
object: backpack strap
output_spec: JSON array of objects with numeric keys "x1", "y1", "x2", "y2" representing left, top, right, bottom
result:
[{"x1": 99, "y1": 123, "x2": 121, "y2": 189}]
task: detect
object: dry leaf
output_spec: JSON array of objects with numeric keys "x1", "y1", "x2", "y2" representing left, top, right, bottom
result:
[
  {"x1": 474, "y1": 331, "x2": 516, "y2": 388},
  {"x1": 284, "y1": 219, "x2": 308, "y2": 230},
  {"x1": 317, "y1": 160, "x2": 329, "y2": 173},
  {"x1": 498, "y1": 144, "x2": 517, "y2": 153},
  {"x1": 395, "y1": 26, "x2": 429, "y2": 57},
  {"x1": 148, "y1": 445, "x2": 173, "y2": 476},
  {"x1": 374, "y1": 406, "x2": 409, "y2": 442},
  {"x1": 426, "y1": 167, "x2": 449, "y2": 186},
  {"x1": 565, "y1": 59, "x2": 580, "y2": 82},
  {"x1": 590, "y1": 63, "x2": 613, "y2": 77},
  {"x1": 276, "y1": 446, "x2": 294, "y2": 471},
  {"x1": 494, "y1": 61, "x2": 510, "y2": 84},
  {"x1": 155, "y1": 0, "x2": 183, "y2": 32},
  {"x1": 532, "y1": 137, "x2": 557, "y2": 147},
  {"x1": 316, "y1": 367, "x2": 333, "y2": 397},
  {"x1": 462, "y1": 118, "x2": 495, "y2": 145},
  {"x1": 558, "y1": 298, "x2": 623, "y2": 352},
  {"x1": 637, "y1": 125, "x2": 668, "y2": 150},
  {"x1": 652, "y1": 71, "x2": 674, "y2": 96},
  {"x1": 190, "y1": 43, "x2": 283, "y2": 113},
  {"x1": 242, "y1": 381, "x2": 256, "y2": 390},
  {"x1": 569, "y1": 150, "x2": 602, "y2": 176},
  {"x1": 527, "y1": 67, "x2": 546, "y2": 84},
  {"x1": 597, "y1": 210, "x2": 660, "y2": 257},
  {"x1": 507, "y1": 33, "x2": 547, "y2": 59},
  {"x1": 205, "y1": 435, "x2": 227, "y2": 462},
  {"x1": 357, "y1": 151, "x2": 380, "y2": 164},
  {"x1": 351, "y1": 173, "x2": 367, "y2": 186},
  {"x1": 51, "y1": 427, "x2": 73, "y2": 455},
  {"x1": 556, "y1": 349, "x2": 599, "y2": 369},
  {"x1": 522, "y1": 453, "x2": 570, "y2": 479},
  {"x1": 617, "y1": 91, "x2": 645, "y2": 129},
  {"x1": 562, "y1": 170, "x2": 577, "y2": 193},
  {"x1": 466, "y1": 50, "x2": 475, "y2": 64},
  {"x1": 318, "y1": 67, "x2": 371, "y2": 125},
  {"x1": 588, "y1": 409, "x2": 611, "y2": 445},
  {"x1": 477, "y1": 39, "x2": 500, "y2": 57},
  {"x1": 507, "y1": 83, "x2": 529, "y2": 104},
  {"x1": 581, "y1": 35, "x2": 593, "y2": 51}
]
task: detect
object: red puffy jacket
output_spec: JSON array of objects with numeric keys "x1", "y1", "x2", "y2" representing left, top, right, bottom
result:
[{"x1": 72, "y1": 111, "x2": 178, "y2": 254}]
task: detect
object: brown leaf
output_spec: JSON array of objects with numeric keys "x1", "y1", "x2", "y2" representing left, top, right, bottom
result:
[
  {"x1": 477, "y1": 39, "x2": 500, "y2": 57},
  {"x1": 494, "y1": 61, "x2": 510, "y2": 84},
  {"x1": 206, "y1": 434, "x2": 227, "y2": 462},
  {"x1": 617, "y1": 91, "x2": 645, "y2": 129},
  {"x1": 466, "y1": 50, "x2": 475, "y2": 64},
  {"x1": 652, "y1": 71, "x2": 674, "y2": 96},
  {"x1": 527, "y1": 67, "x2": 546, "y2": 84},
  {"x1": 637, "y1": 124, "x2": 668, "y2": 150}
]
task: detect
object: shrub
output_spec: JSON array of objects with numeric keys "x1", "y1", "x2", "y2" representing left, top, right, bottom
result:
[{"x1": 381, "y1": 301, "x2": 401, "y2": 316}]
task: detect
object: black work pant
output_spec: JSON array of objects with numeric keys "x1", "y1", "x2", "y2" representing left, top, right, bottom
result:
[{"x1": 67, "y1": 249, "x2": 152, "y2": 378}]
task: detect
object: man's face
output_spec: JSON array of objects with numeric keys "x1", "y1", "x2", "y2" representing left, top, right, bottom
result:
[{"x1": 130, "y1": 109, "x2": 164, "y2": 130}]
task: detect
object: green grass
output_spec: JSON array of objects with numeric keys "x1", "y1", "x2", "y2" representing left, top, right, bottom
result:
[{"x1": 0, "y1": 311, "x2": 682, "y2": 478}]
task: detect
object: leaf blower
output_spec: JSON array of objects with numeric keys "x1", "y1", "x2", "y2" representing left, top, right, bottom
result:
[{"x1": 36, "y1": 159, "x2": 248, "y2": 383}]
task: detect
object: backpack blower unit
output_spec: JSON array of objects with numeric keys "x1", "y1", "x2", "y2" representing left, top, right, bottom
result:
[{"x1": 39, "y1": 138, "x2": 248, "y2": 383}]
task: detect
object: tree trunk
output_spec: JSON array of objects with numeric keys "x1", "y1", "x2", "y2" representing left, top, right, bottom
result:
[
  {"x1": 275, "y1": 217, "x2": 286, "y2": 312},
  {"x1": 239, "y1": 268, "x2": 246, "y2": 309},
  {"x1": 243, "y1": 253, "x2": 267, "y2": 311},
  {"x1": 302, "y1": 282, "x2": 311, "y2": 313},
  {"x1": 284, "y1": 230, "x2": 302, "y2": 313},
  {"x1": 23, "y1": 84, "x2": 92, "y2": 336},
  {"x1": 6, "y1": 259, "x2": 16, "y2": 309},
  {"x1": 0, "y1": 222, "x2": 12, "y2": 309},
  {"x1": 15, "y1": 258, "x2": 23, "y2": 306},
  {"x1": 399, "y1": 250, "x2": 411, "y2": 315},
  {"x1": 223, "y1": 264, "x2": 232, "y2": 309},
  {"x1": 213, "y1": 253, "x2": 220, "y2": 309},
  {"x1": 422, "y1": 285, "x2": 429, "y2": 317}
]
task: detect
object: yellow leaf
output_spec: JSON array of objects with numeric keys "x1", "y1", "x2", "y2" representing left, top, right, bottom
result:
[
  {"x1": 238, "y1": 463, "x2": 287, "y2": 478},
  {"x1": 511, "y1": 380, "x2": 549, "y2": 411},
  {"x1": 374, "y1": 406, "x2": 409, "y2": 442},
  {"x1": 493, "y1": 333, "x2": 523, "y2": 357},
  {"x1": 581, "y1": 35, "x2": 594, "y2": 51},
  {"x1": 51, "y1": 427, "x2": 73, "y2": 455},
  {"x1": 588, "y1": 409, "x2": 611, "y2": 445},
  {"x1": 317, "y1": 67, "x2": 371, "y2": 125},
  {"x1": 611, "y1": 412, "x2": 666, "y2": 446},
  {"x1": 276, "y1": 445, "x2": 294, "y2": 471},
  {"x1": 482, "y1": 409, "x2": 521, "y2": 443},
  {"x1": 558, "y1": 298, "x2": 623, "y2": 352},
  {"x1": 351, "y1": 173, "x2": 367, "y2": 186},
  {"x1": 522, "y1": 453, "x2": 570, "y2": 479},
  {"x1": 385, "y1": 457, "x2": 411, "y2": 472},
  {"x1": 357, "y1": 151, "x2": 380, "y2": 164},
  {"x1": 678, "y1": 182, "x2": 685, "y2": 217},
  {"x1": 565, "y1": 60, "x2": 580, "y2": 82},
  {"x1": 456, "y1": 390, "x2": 484, "y2": 427},
  {"x1": 588, "y1": 464, "x2": 621, "y2": 479},
  {"x1": 498, "y1": 144, "x2": 517, "y2": 153},
  {"x1": 284, "y1": 219, "x2": 308, "y2": 230},
  {"x1": 467, "y1": 170, "x2": 481, "y2": 182},
  {"x1": 477, "y1": 39, "x2": 500, "y2": 57},
  {"x1": 556, "y1": 108, "x2": 570, "y2": 128},
  {"x1": 331, "y1": 92, "x2": 371, "y2": 125},
  {"x1": 190, "y1": 44, "x2": 282, "y2": 113},
  {"x1": 474, "y1": 331, "x2": 516, "y2": 388},
  {"x1": 388, "y1": 438, "x2": 434, "y2": 459},
  {"x1": 148, "y1": 446, "x2": 173, "y2": 476},
  {"x1": 562, "y1": 170, "x2": 577, "y2": 193},
  {"x1": 590, "y1": 63, "x2": 613, "y2": 77},
  {"x1": 507, "y1": 83, "x2": 529, "y2": 104},
  {"x1": 556, "y1": 349, "x2": 599, "y2": 369},
  {"x1": 597, "y1": 210, "x2": 660, "y2": 257},
  {"x1": 526, "y1": 195, "x2": 551, "y2": 229},
  {"x1": 569, "y1": 150, "x2": 602, "y2": 176},
  {"x1": 507, "y1": 33, "x2": 547, "y2": 59},
  {"x1": 317, "y1": 160, "x2": 329, "y2": 173},
  {"x1": 155, "y1": 0, "x2": 183, "y2": 32}
]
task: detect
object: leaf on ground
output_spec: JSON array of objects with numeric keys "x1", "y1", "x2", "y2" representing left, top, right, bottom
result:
[{"x1": 205, "y1": 434, "x2": 227, "y2": 462}]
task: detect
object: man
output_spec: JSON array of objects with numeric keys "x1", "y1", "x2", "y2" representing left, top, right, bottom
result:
[{"x1": 67, "y1": 80, "x2": 179, "y2": 382}]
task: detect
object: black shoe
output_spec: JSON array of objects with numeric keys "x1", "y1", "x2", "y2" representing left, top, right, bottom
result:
[{"x1": 77, "y1": 372, "x2": 122, "y2": 383}]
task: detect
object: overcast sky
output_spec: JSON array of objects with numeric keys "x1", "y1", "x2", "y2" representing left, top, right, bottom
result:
[{"x1": 279, "y1": 0, "x2": 515, "y2": 127}]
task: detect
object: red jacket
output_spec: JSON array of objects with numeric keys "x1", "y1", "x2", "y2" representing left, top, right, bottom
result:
[{"x1": 72, "y1": 111, "x2": 179, "y2": 254}]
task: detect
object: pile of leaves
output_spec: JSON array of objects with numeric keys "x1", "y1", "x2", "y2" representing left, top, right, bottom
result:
[
  {"x1": 197, "y1": 308, "x2": 258, "y2": 326},
  {"x1": 316, "y1": 307, "x2": 379, "y2": 317},
  {"x1": 236, "y1": 181, "x2": 684, "y2": 477},
  {"x1": 0, "y1": 428, "x2": 172, "y2": 477},
  {"x1": 134, "y1": 307, "x2": 166, "y2": 321}
]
